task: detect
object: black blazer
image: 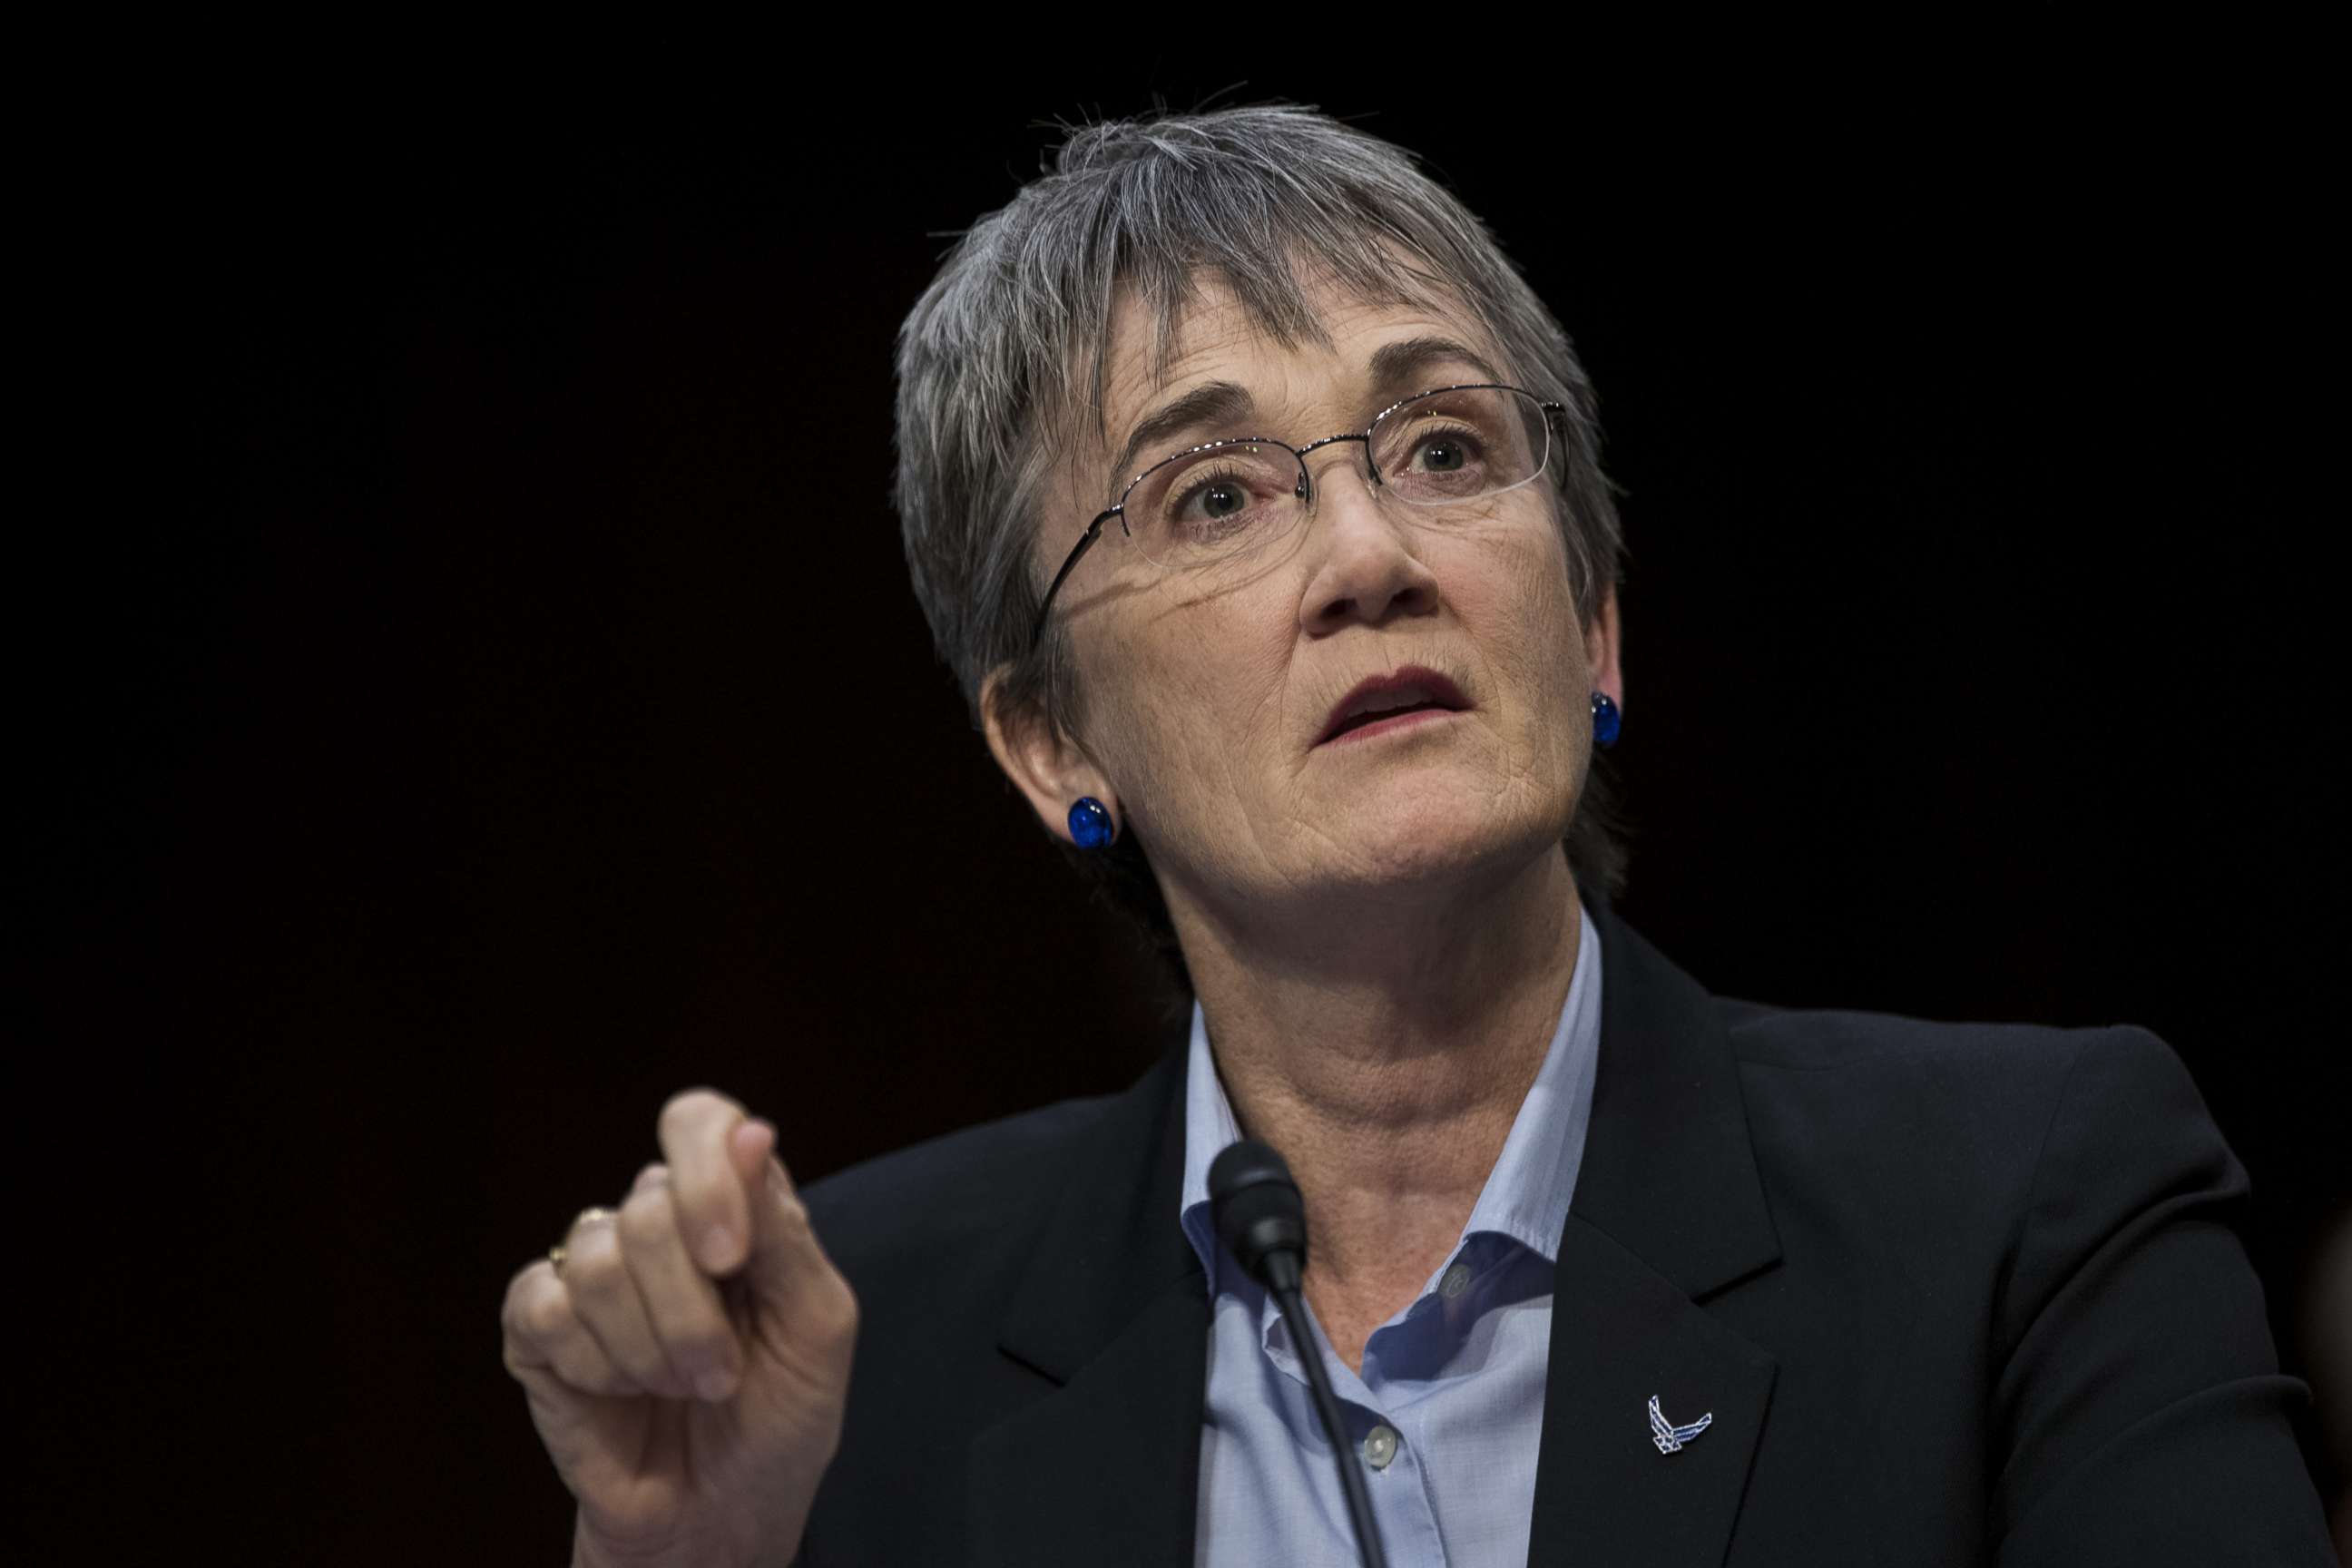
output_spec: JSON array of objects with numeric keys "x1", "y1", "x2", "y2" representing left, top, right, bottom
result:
[{"x1": 794, "y1": 897, "x2": 2331, "y2": 1563}]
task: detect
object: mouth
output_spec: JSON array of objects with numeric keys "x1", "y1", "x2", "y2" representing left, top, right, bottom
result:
[{"x1": 1317, "y1": 666, "x2": 1473, "y2": 747}]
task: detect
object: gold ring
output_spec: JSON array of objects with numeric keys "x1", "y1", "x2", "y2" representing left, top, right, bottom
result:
[{"x1": 550, "y1": 1207, "x2": 619, "y2": 1274}]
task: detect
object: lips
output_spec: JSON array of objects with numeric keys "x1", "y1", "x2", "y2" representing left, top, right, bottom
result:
[{"x1": 1317, "y1": 666, "x2": 1472, "y2": 746}]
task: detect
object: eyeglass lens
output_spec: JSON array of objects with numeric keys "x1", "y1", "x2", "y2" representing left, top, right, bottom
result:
[{"x1": 1119, "y1": 387, "x2": 1551, "y2": 569}]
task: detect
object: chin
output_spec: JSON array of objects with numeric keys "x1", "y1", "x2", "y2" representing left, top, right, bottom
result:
[{"x1": 1323, "y1": 795, "x2": 1557, "y2": 897}]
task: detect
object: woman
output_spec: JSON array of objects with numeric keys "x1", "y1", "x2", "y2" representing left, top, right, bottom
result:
[{"x1": 500, "y1": 105, "x2": 2332, "y2": 1564}]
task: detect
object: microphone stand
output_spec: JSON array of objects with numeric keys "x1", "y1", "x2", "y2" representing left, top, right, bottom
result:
[{"x1": 1210, "y1": 1140, "x2": 1391, "y2": 1568}]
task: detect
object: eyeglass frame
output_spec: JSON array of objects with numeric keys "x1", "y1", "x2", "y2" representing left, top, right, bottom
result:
[{"x1": 1027, "y1": 382, "x2": 1570, "y2": 653}]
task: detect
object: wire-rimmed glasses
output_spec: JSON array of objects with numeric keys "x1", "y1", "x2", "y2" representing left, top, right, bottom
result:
[{"x1": 1028, "y1": 383, "x2": 1566, "y2": 652}]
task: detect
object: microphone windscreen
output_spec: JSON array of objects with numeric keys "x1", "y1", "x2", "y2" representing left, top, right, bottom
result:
[{"x1": 1209, "y1": 1139, "x2": 1308, "y2": 1289}]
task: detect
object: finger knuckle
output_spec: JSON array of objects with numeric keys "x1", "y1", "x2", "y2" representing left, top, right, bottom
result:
[
  {"x1": 617, "y1": 1189, "x2": 676, "y2": 1252},
  {"x1": 502, "y1": 1260, "x2": 547, "y2": 1318},
  {"x1": 789, "y1": 1265, "x2": 858, "y2": 1356},
  {"x1": 521, "y1": 1281, "x2": 574, "y2": 1342},
  {"x1": 612, "y1": 1346, "x2": 675, "y2": 1395},
  {"x1": 668, "y1": 1319, "x2": 736, "y2": 1373},
  {"x1": 564, "y1": 1224, "x2": 627, "y2": 1288},
  {"x1": 828, "y1": 1279, "x2": 865, "y2": 1335},
  {"x1": 554, "y1": 1344, "x2": 621, "y2": 1396}
]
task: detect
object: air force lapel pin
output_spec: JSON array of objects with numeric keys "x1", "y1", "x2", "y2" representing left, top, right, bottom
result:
[{"x1": 1648, "y1": 1394, "x2": 1713, "y2": 1454}]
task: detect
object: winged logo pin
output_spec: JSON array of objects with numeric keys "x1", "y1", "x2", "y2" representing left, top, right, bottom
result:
[{"x1": 1648, "y1": 1394, "x2": 1713, "y2": 1454}]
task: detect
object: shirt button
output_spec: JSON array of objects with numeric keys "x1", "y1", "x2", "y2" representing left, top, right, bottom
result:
[
  {"x1": 1439, "y1": 1262, "x2": 1473, "y2": 1299},
  {"x1": 1362, "y1": 1425, "x2": 1400, "y2": 1470}
]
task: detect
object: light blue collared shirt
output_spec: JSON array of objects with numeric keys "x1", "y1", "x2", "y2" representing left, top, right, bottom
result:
[{"x1": 1178, "y1": 899, "x2": 1604, "y2": 1567}]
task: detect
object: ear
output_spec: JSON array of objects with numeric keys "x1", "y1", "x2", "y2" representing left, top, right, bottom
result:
[
  {"x1": 1585, "y1": 580, "x2": 1624, "y2": 710},
  {"x1": 980, "y1": 663, "x2": 1117, "y2": 848}
]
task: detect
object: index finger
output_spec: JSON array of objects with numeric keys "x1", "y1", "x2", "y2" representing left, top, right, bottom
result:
[{"x1": 658, "y1": 1087, "x2": 752, "y2": 1276}]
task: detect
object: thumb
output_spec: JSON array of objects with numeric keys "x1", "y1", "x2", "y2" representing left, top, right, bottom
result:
[{"x1": 726, "y1": 1117, "x2": 837, "y2": 1305}]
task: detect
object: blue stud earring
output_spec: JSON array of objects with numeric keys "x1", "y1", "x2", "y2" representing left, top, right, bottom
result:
[
  {"x1": 1068, "y1": 796, "x2": 1118, "y2": 850},
  {"x1": 1591, "y1": 691, "x2": 1621, "y2": 750}
]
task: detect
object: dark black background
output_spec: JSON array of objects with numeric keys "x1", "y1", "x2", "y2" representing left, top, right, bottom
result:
[{"x1": 33, "y1": 70, "x2": 2341, "y2": 1560}]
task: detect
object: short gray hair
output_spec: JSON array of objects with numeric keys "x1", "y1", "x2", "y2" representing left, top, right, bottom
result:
[{"x1": 893, "y1": 102, "x2": 1632, "y2": 995}]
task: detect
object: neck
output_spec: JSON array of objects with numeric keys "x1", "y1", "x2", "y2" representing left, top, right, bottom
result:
[{"x1": 1172, "y1": 847, "x2": 1583, "y2": 1294}]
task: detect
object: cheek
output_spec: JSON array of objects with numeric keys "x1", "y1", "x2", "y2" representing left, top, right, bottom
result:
[
  {"x1": 1450, "y1": 525, "x2": 1590, "y2": 708},
  {"x1": 1088, "y1": 620, "x2": 1286, "y2": 814},
  {"x1": 1102, "y1": 676, "x2": 1311, "y2": 903}
]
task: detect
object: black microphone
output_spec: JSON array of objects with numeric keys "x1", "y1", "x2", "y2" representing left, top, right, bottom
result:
[{"x1": 1209, "y1": 1139, "x2": 1390, "y2": 1568}]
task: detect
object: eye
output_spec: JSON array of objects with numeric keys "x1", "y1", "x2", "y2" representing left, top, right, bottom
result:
[
  {"x1": 1407, "y1": 426, "x2": 1483, "y2": 475},
  {"x1": 1131, "y1": 443, "x2": 1298, "y2": 554},
  {"x1": 1171, "y1": 470, "x2": 1253, "y2": 522}
]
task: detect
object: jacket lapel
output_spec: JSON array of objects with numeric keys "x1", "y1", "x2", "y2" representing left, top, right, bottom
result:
[
  {"x1": 968, "y1": 896, "x2": 1785, "y2": 1568},
  {"x1": 1526, "y1": 897, "x2": 1784, "y2": 1566},
  {"x1": 969, "y1": 1034, "x2": 1207, "y2": 1568}
]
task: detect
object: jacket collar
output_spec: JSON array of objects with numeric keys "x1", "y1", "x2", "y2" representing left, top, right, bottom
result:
[{"x1": 972, "y1": 892, "x2": 1784, "y2": 1567}]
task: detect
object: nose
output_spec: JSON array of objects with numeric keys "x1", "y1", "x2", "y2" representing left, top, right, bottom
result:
[{"x1": 1297, "y1": 441, "x2": 1440, "y2": 633}]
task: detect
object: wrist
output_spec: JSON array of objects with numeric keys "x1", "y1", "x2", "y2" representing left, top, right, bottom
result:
[
  {"x1": 571, "y1": 1512, "x2": 804, "y2": 1568},
  {"x1": 571, "y1": 1515, "x2": 742, "y2": 1568}
]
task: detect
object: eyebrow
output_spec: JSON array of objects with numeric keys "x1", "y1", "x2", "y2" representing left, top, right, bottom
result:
[{"x1": 1106, "y1": 334, "x2": 1508, "y2": 492}]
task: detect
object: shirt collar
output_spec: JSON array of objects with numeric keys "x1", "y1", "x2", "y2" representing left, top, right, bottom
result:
[{"x1": 1178, "y1": 897, "x2": 1605, "y2": 1298}]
